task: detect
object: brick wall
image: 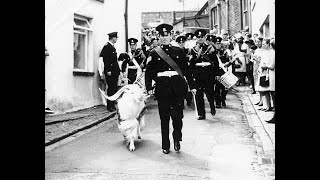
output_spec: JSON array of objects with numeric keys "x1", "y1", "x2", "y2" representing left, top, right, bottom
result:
[
  {"x1": 207, "y1": 0, "x2": 242, "y2": 35},
  {"x1": 228, "y1": 0, "x2": 242, "y2": 35}
]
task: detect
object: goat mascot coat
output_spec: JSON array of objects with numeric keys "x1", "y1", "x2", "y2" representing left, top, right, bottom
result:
[{"x1": 99, "y1": 84, "x2": 149, "y2": 151}]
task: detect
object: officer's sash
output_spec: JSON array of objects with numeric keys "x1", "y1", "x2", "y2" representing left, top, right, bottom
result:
[{"x1": 154, "y1": 47, "x2": 184, "y2": 79}]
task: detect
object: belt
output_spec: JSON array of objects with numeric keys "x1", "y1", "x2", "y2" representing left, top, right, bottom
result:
[
  {"x1": 128, "y1": 66, "x2": 138, "y2": 69},
  {"x1": 195, "y1": 62, "x2": 211, "y2": 67},
  {"x1": 157, "y1": 71, "x2": 179, "y2": 77}
]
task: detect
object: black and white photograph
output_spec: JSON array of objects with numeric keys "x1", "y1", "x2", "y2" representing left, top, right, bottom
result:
[{"x1": 45, "y1": 0, "x2": 276, "y2": 179}]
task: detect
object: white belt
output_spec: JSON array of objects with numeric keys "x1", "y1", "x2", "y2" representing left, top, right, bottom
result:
[
  {"x1": 128, "y1": 66, "x2": 138, "y2": 69},
  {"x1": 195, "y1": 62, "x2": 211, "y2": 67},
  {"x1": 157, "y1": 71, "x2": 179, "y2": 77}
]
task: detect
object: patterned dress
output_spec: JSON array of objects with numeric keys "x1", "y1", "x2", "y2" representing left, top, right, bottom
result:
[{"x1": 253, "y1": 48, "x2": 264, "y2": 90}]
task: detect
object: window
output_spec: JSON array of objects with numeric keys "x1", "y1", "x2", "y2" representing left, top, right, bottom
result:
[
  {"x1": 211, "y1": 7, "x2": 218, "y2": 30},
  {"x1": 73, "y1": 14, "x2": 93, "y2": 71},
  {"x1": 241, "y1": 0, "x2": 249, "y2": 29}
]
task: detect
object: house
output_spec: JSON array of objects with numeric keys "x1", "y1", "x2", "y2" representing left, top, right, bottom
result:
[
  {"x1": 172, "y1": 1, "x2": 210, "y2": 34},
  {"x1": 251, "y1": 0, "x2": 275, "y2": 38},
  {"x1": 45, "y1": 0, "x2": 142, "y2": 113},
  {"x1": 207, "y1": 0, "x2": 275, "y2": 38},
  {"x1": 141, "y1": 10, "x2": 198, "y2": 29}
]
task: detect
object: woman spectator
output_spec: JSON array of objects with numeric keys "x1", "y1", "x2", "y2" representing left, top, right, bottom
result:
[
  {"x1": 266, "y1": 38, "x2": 275, "y2": 123},
  {"x1": 252, "y1": 37, "x2": 264, "y2": 106},
  {"x1": 256, "y1": 38, "x2": 273, "y2": 111}
]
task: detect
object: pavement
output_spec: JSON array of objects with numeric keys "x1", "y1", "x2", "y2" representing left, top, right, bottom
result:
[{"x1": 45, "y1": 84, "x2": 275, "y2": 179}]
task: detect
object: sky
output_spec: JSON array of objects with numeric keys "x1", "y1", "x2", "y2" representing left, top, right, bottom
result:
[{"x1": 136, "y1": 0, "x2": 208, "y2": 12}]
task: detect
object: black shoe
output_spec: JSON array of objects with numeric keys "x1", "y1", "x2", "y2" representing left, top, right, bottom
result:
[
  {"x1": 251, "y1": 91, "x2": 256, "y2": 94},
  {"x1": 222, "y1": 101, "x2": 226, "y2": 107},
  {"x1": 254, "y1": 102, "x2": 261, "y2": 105},
  {"x1": 174, "y1": 141, "x2": 180, "y2": 151},
  {"x1": 162, "y1": 149, "x2": 170, "y2": 154},
  {"x1": 216, "y1": 104, "x2": 221, "y2": 108},
  {"x1": 211, "y1": 108, "x2": 216, "y2": 116},
  {"x1": 266, "y1": 118, "x2": 275, "y2": 124},
  {"x1": 198, "y1": 115, "x2": 206, "y2": 120}
]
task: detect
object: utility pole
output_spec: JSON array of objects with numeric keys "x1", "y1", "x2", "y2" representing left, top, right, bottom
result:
[
  {"x1": 124, "y1": 0, "x2": 128, "y2": 52},
  {"x1": 183, "y1": 0, "x2": 185, "y2": 26}
]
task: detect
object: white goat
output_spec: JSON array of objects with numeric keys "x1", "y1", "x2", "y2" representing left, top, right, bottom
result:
[{"x1": 99, "y1": 84, "x2": 149, "y2": 151}]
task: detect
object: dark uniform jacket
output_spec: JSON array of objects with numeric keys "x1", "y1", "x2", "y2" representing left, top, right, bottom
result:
[
  {"x1": 145, "y1": 45, "x2": 194, "y2": 97},
  {"x1": 121, "y1": 48, "x2": 146, "y2": 71},
  {"x1": 100, "y1": 42, "x2": 120, "y2": 78},
  {"x1": 189, "y1": 44, "x2": 219, "y2": 88}
]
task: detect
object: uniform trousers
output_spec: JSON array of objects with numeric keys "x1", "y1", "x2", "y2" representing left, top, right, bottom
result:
[
  {"x1": 215, "y1": 80, "x2": 228, "y2": 105},
  {"x1": 194, "y1": 77, "x2": 215, "y2": 116},
  {"x1": 156, "y1": 77, "x2": 184, "y2": 150},
  {"x1": 105, "y1": 74, "x2": 119, "y2": 109}
]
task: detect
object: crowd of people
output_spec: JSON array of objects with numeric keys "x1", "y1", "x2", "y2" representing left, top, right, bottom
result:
[{"x1": 98, "y1": 23, "x2": 275, "y2": 154}]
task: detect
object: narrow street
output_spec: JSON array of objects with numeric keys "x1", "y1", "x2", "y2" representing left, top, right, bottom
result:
[{"x1": 45, "y1": 90, "x2": 267, "y2": 180}]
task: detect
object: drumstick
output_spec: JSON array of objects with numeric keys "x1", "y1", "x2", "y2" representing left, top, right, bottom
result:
[{"x1": 192, "y1": 91, "x2": 198, "y2": 118}]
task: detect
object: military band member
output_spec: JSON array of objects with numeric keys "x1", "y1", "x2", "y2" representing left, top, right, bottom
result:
[
  {"x1": 189, "y1": 29, "x2": 219, "y2": 120},
  {"x1": 176, "y1": 35, "x2": 192, "y2": 107},
  {"x1": 206, "y1": 34, "x2": 216, "y2": 47},
  {"x1": 99, "y1": 31, "x2": 120, "y2": 112},
  {"x1": 185, "y1": 32, "x2": 196, "y2": 50},
  {"x1": 121, "y1": 38, "x2": 146, "y2": 83},
  {"x1": 145, "y1": 23, "x2": 195, "y2": 154},
  {"x1": 213, "y1": 36, "x2": 229, "y2": 108}
]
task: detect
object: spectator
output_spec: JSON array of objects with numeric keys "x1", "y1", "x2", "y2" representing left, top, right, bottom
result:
[
  {"x1": 266, "y1": 38, "x2": 275, "y2": 123},
  {"x1": 252, "y1": 37, "x2": 264, "y2": 106},
  {"x1": 232, "y1": 36, "x2": 248, "y2": 86},
  {"x1": 245, "y1": 39, "x2": 256, "y2": 92},
  {"x1": 256, "y1": 38, "x2": 273, "y2": 112}
]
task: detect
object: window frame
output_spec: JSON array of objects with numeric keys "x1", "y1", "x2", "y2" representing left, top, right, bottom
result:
[
  {"x1": 73, "y1": 14, "x2": 94, "y2": 75},
  {"x1": 211, "y1": 7, "x2": 218, "y2": 30},
  {"x1": 241, "y1": 0, "x2": 249, "y2": 29}
]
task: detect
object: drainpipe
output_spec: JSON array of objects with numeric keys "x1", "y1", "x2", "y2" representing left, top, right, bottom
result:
[
  {"x1": 124, "y1": 0, "x2": 128, "y2": 52},
  {"x1": 226, "y1": 0, "x2": 229, "y2": 33}
]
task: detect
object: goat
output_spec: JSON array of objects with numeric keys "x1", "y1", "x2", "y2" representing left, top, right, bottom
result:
[{"x1": 99, "y1": 84, "x2": 149, "y2": 151}]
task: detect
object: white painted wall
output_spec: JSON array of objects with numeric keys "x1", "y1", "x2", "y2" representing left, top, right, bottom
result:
[
  {"x1": 251, "y1": 0, "x2": 275, "y2": 38},
  {"x1": 45, "y1": 0, "x2": 141, "y2": 113}
]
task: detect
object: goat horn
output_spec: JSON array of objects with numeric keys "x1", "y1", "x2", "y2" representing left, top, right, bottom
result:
[{"x1": 99, "y1": 86, "x2": 129, "y2": 101}]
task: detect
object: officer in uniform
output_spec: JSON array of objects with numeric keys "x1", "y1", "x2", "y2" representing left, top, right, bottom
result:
[
  {"x1": 189, "y1": 29, "x2": 219, "y2": 120},
  {"x1": 99, "y1": 31, "x2": 120, "y2": 112},
  {"x1": 121, "y1": 38, "x2": 146, "y2": 84},
  {"x1": 213, "y1": 36, "x2": 229, "y2": 108},
  {"x1": 145, "y1": 23, "x2": 195, "y2": 154}
]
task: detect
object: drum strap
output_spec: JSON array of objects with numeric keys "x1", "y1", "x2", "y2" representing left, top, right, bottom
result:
[{"x1": 216, "y1": 54, "x2": 228, "y2": 72}]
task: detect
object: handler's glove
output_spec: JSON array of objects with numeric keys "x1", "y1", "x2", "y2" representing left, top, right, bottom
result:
[{"x1": 215, "y1": 76, "x2": 221, "y2": 81}]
